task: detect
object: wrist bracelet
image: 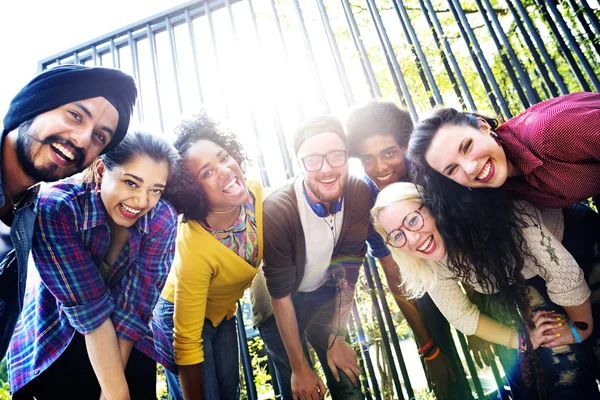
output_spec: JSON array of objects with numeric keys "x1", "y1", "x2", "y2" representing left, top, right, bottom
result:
[
  {"x1": 424, "y1": 347, "x2": 441, "y2": 361},
  {"x1": 518, "y1": 336, "x2": 527, "y2": 353},
  {"x1": 568, "y1": 321, "x2": 583, "y2": 343},
  {"x1": 420, "y1": 344, "x2": 437, "y2": 358},
  {"x1": 419, "y1": 338, "x2": 434, "y2": 354}
]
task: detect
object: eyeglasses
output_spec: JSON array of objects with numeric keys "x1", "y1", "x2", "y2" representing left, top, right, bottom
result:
[
  {"x1": 385, "y1": 204, "x2": 425, "y2": 248},
  {"x1": 300, "y1": 150, "x2": 348, "y2": 172}
]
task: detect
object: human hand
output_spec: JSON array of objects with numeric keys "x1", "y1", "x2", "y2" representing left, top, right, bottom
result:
[
  {"x1": 291, "y1": 365, "x2": 327, "y2": 400},
  {"x1": 425, "y1": 351, "x2": 456, "y2": 400},
  {"x1": 529, "y1": 310, "x2": 564, "y2": 350},
  {"x1": 467, "y1": 335, "x2": 496, "y2": 368},
  {"x1": 326, "y1": 337, "x2": 361, "y2": 386},
  {"x1": 541, "y1": 316, "x2": 592, "y2": 347}
]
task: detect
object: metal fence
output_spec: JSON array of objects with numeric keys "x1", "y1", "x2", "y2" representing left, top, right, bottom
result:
[{"x1": 39, "y1": 0, "x2": 600, "y2": 398}]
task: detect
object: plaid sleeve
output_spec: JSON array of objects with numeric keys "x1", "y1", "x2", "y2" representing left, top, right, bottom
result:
[
  {"x1": 111, "y1": 200, "x2": 177, "y2": 342},
  {"x1": 33, "y1": 190, "x2": 114, "y2": 334},
  {"x1": 366, "y1": 224, "x2": 391, "y2": 259}
]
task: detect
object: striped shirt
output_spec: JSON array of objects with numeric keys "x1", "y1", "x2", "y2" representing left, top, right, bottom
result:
[{"x1": 7, "y1": 179, "x2": 177, "y2": 393}]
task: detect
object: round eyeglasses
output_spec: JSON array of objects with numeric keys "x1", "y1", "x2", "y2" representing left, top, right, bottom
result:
[
  {"x1": 385, "y1": 204, "x2": 425, "y2": 248},
  {"x1": 300, "y1": 150, "x2": 348, "y2": 172}
]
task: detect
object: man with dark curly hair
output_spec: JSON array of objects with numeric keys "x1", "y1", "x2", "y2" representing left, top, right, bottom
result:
[
  {"x1": 0, "y1": 64, "x2": 137, "y2": 359},
  {"x1": 251, "y1": 115, "x2": 369, "y2": 400}
]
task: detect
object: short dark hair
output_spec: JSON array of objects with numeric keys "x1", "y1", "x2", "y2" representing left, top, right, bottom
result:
[
  {"x1": 346, "y1": 101, "x2": 413, "y2": 157},
  {"x1": 408, "y1": 107, "x2": 499, "y2": 170},
  {"x1": 165, "y1": 111, "x2": 247, "y2": 222}
]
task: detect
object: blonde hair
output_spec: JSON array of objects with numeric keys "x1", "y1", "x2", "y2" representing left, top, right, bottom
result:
[{"x1": 371, "y1": 182, "x2": 438, "y2": 298}]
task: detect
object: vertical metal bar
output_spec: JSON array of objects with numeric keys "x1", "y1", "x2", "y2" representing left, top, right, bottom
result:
[
  {"x1": 290, "y1": 0, "x2": 330, "y2": 113},
  {"x1": 109, "y1": 39, "x2": 118, "y2": 68},
  {"x1": 578, "y1": 0, "x2": 600, "y2": 37},
  {"x1": 352, "y1": 304, "x2": 383, "y2": 400},
  {"x1": 73, "y1": 51, "x2": 80, "y2": 65},
  {"x1": 184, "y1": 8, "x2": 204, "y2": 104},
  {"x1": 266, "y1": 357, "x2": 282, "y2": 399},
  {"x1": 362, "y1": 261, "x2": 405, "y2": 400},
  {"x1": 247, "y1": 0, "x2": 294, "y2": 179},
  {"x1": 532, "y1": 0, "x2": 592, "y2": 91},
  {"x1": 564, "y1": 0, "x2": 600, "y2": 60},
  {"x1": 366, "y1": 0, "x2": 418, "y2": 122},
  {"x1": 92, "y1": 46, "x2": 99, "y2": 66},
  {"x1": 165, "y1": 16, "x2": 183, "y2": 114},
  {"x1": 480, "y1": 0, "x2": 540, "y2": 105},
  {"x1": 390, "y1": 0, "x2": 443, "y2": 105},
  {"x1": 489, "y1": 355, "x2": 507, "y2": 396},
  {"x1": 418, "y1": 0, "x2": 477, "y2": 110},
  {"x1": 146, "y1": 23, "x2": 164, "y2": 133},
  {"x1": 315, "y1": 0, "x2": 355, "y2": 107},
  {"x1": 339, "y1": 0, "x2": 381, "y2": 98},
  {"x1": 456, "y1": 332, "x2": 485, "y2": 399},
  {"x1": 127, "y1": 32, "x2": 143, "y2": 121},
  {"x1": 542, "y1": 0, "x2": 600, "y2": 91},
  {"x1": 205, "y1": 2, "x2": 229, "y2": 117},
  {"x1": 508, "y1": 0, "x2": 568, "y2": 95},
  {"x1": 504, "y1": 0, "x2": 560, "y2": 97},
  {"x1": 236, "y1": 305, "x2": 257, "y2": 400},
  {"x1": 446, "y1": 0, "x2": 511, "y2": 118},
  {"x1": 348, "y1": 314, "x2": 374, "y2": 400},
  {"x1": 56, "y1": 58, "x2": 61, "y2": 65},
  {"x1": 366, "y1": 256, "x2": 414, "y2": 399}
]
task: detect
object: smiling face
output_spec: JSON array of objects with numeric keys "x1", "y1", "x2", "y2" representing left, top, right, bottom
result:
[
  {"x1": 297, "y1": 131, "x2": 348, "y2": 203},
  {"x1": 425, "y1": 123, "x2": 510, "y2": 188},
  {"x1": 358, "y1": 134, "x2": 408, "y2": 189},
  {"x1": 98, "y1": 155, "x2": 168, "y2": 228},
  {"x1": 184, "y1": 139, "x2": 249, "y2": 212},
  {"x1": 16, "y1": 97, "x2": 118, "y2": 182},
  {"x1": 377, "y1": 200, "x2": 446, "y2": 262}
]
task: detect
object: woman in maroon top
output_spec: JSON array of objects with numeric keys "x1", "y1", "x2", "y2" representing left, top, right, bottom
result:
[{"x1": 407, "y1": 92, "x2": 600, "y2": 210}]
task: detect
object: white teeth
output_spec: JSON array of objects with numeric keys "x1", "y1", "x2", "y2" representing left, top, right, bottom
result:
[
  {"x1": 223, "y1": 177, "x2": 236, "y2": 191},
  {"x1": 477, "y1": 160, "x2": 492, "y2": 180},
  {"x1": 121, "y1": 204, "x2": 141, "y2": 214},
  {"x1": 376, "y1": 173, "x2": 393, "y2": 181},
  {"x1": 51, "y1": 143, "x2": 75, "y2": 161},
  {"x1": 417, "y1": 235, "x2": 434, "y2": 252},
  {"x1": 320, "y1": 178, "x2": 336, "y2": 184}
]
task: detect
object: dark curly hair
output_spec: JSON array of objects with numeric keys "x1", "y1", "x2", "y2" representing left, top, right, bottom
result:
[
  {"x1": 413, "y1": 165, "x2": 546, "y2": 397},
  {"x1": 346, "y1": 101, "x2": 414, "y2": 157},
  {"x1": 164, "y1": 111, "x2": 247, "y2": 222}
]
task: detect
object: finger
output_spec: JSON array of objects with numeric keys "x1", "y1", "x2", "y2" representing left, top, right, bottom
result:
[
  {"x1": 473, "y1": 351, "x2": 484, "y2": 369},
  {"x1": 328, "y1": 359, "x2": 340, "y2": 383},
  {"x1": 350, "y1": 364, "x2": 362, "y2": 384},
  {"x1": 317, "y1": 378, "x2": 327, "y2": 398},
  {"x1": 482, "y1": 349, "x2": 491, "y2": 367},
  {"x1": 439, "y1": 376, "x2": 449, "y2": 400},
  {"x1": 448, "y1": 364, "x2": 457, "y2": 382},
  {"x1": 532, "y1": 310, "x2": 554, "y2": 323},
  {"x1": 342, "y1": 367, "x2": 358, "y2": 386}
]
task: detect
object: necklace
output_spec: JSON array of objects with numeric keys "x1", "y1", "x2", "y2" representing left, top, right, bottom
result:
[
  {"x1": 518, "y1": 203, "x2": 559, "y2": 265},
  {"x1": 211, "y1": 206, "x2": 238, "y2": 215}
]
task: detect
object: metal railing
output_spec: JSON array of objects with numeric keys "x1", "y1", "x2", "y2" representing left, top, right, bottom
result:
[{"x1": 39, "y1": 0, "x2": 600, "y2": 398}]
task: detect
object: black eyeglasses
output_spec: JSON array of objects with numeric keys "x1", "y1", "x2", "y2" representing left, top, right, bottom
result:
[
  {"x1": 300, "y1": 150, "x2": 348, "y2": 172},
  {"x1": 385, "y1": 204, "x2": 425, "y2": 248}
]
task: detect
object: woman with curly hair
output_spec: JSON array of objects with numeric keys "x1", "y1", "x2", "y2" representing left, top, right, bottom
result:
[
  {"x1": 152, "y1": 112, "x2": 263, "y2": 400},
  {"x1": 371, "y1": 179, "x2": 597, "y2": 399}
]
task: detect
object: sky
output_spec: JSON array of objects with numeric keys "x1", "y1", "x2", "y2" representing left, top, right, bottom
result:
[{"x1": 0, "y1": 0, "x2": 188, "y2": 121}]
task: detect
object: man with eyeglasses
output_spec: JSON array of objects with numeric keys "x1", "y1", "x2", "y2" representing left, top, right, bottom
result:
[{"x1": 250, "y1": 115, "x2": 369, "y2": 399}]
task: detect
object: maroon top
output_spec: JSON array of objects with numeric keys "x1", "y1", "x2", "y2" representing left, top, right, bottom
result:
[{"x1": 497, "y1": 92, "x2": 600, "y2": 209}]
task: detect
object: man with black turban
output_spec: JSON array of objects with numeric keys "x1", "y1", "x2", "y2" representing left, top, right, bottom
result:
[{"x1": 0, "y1": 64, "x2": 137, "y2": 359}]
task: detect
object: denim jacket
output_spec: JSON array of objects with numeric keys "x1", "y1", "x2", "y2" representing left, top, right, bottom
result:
[{"x1": 0, "y1": 153, "x2": 39, "y2": 359}]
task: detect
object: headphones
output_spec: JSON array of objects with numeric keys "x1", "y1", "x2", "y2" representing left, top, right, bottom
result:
[{"x1": 303, "y1": 185, "x2": 343, "y2": 217}]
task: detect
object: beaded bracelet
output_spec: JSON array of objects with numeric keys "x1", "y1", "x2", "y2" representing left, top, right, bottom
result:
[
  {"x1": 418, "y1": 338, "x2": 434, "y2": 354},
  {"x1": 568, "y1": 321, "x2": 583, "y2": 343}
]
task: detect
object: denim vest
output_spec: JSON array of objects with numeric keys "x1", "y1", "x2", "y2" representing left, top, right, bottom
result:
[{"x1": 0, "y1": 166, "x2": 39, "y2": 359}]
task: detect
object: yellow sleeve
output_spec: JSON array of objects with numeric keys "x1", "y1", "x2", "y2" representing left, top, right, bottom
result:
[{"x1": 172, "y1": 224, "x2": 214, "y2": 365}]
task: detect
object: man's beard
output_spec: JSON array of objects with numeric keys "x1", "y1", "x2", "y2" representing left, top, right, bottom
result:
[
  {"x1": 305, "y1": 173, "x2": 345, "y2": 203},
  {"x1": 16, "y1": 121, "x2": 85, "y2": 182}
]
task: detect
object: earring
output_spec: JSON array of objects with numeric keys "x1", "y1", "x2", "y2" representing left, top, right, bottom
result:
[{"x1": 468, "y1": 187, "x2": 473, "y2": 192}]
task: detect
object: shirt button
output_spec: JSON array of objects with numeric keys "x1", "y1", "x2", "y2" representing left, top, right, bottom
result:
[
  {"x1": 64, "y1": 342, "x2": 68, "y2": 347},
  {"x1": 34, "y1": 369, "x2": 40, "y2": 375}
]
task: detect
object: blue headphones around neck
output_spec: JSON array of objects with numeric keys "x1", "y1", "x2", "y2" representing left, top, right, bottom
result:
[{"x1": 303, "y1": 185, "x2": 343, "y2": 217}]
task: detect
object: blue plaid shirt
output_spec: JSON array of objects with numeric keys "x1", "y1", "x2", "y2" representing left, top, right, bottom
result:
[
  {"x1": 363, "y1": 175, "x2": 392, "y2": 259},
  {"x1": 7, "y1": 179, "x2": 177, "y2": 393}
]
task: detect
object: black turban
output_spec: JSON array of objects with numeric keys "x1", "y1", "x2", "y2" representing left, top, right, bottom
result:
[{"x1": 3, "y1": 64, "x2": 137, "y2": 153}]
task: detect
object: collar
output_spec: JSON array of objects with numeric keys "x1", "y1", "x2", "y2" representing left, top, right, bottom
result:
[
  {"x1": 81, "y1": 182, "x2": 151, "y2": 234},
  {"x1": 496, "y1": 126, "x2": 544, "y2": 176}
]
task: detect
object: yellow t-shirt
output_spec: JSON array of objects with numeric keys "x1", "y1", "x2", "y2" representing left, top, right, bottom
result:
[{"x1": 161, "y1": 179, "x2": 263, "y2": 366}]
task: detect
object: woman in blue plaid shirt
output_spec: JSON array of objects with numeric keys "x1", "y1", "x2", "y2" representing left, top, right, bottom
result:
[{"x1": 7, "y1": 131, "x2": 179, "y2": 400}]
